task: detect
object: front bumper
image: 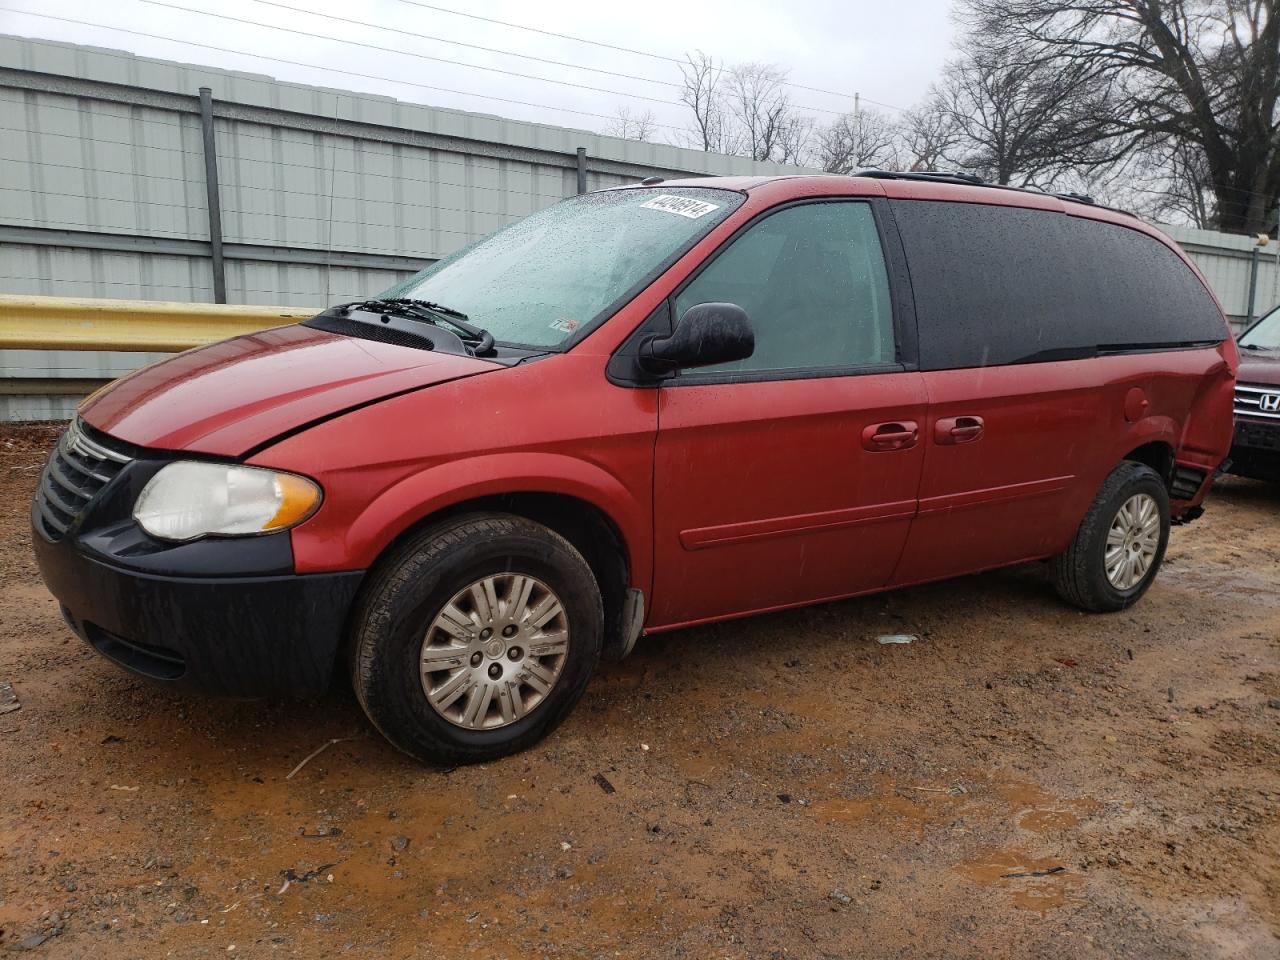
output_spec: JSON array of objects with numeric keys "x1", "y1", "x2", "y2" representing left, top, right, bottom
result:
[
  {"x1": 33, "y1": 526, "x2": 364, "y2": 697},
  {"x1": 1228, "y1": 419, "x2": 1280, "y2": 481},
  {"x1": 30, "y1": 421, "x2": 364, "y2": 697}
]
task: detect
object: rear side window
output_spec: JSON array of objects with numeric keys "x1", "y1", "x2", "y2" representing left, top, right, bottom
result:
[{"x1": 891, "y1": 200, "x2": 1226, "y2": 370}]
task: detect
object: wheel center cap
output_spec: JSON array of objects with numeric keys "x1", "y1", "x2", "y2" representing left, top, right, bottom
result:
[{"x1": 484, "y1": 638, "x2": 505, "y2": 658}]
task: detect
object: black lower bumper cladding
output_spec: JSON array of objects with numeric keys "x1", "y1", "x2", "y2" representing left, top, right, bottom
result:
[{"x1": 34, "y1": 526, "x2": 364, "y2": 698}]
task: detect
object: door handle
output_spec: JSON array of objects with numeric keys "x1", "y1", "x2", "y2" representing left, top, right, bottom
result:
[
  {"x1": 861, "y1": 421, "x2": 919, "y2": 452},
  {"x1": 935, "y1": 415, "x2": 984, "y2": 445}
]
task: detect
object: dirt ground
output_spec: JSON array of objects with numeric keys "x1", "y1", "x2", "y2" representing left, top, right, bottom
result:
[{"x1": 0, "y1": 424, "x2": 1277, "y2": 960}]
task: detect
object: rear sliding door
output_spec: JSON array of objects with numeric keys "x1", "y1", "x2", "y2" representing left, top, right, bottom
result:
[{"x1": 887, "y1": 200, "x2": 1225, "y2": 586}]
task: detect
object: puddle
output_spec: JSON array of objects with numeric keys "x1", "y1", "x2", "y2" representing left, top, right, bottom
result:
[
  {"x1": 809, "y1": 774, "x2": 1099, "y2": 840},
  {"x1": 809, "y1": 776, "x2": 970, "y2": 837},
  {"x1": 1017, "y1": 807, "x2": 1082, "y2": 832},
  {"x1": 954, "y1": 849, "x2": 1084, "y2": 913},
  {"x1": 995, "y1": 781, "x2": 1101, "y2": 834}
]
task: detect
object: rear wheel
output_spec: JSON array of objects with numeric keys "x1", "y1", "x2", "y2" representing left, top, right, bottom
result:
[
  {"x1": 1050, "y1": 461, "x2": 1170, "y2": 612},
  {"x1": 351, "y1": 513, "x2": 603, "y2": 765}
]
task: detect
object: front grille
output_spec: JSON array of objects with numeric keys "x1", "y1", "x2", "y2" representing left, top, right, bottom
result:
[
  {"x1": 1233, "y1": 382, "x2": 1280, "y2": 421},
  {"x1": 35, "y1": 419, "x2": 132, "y2": 541}
]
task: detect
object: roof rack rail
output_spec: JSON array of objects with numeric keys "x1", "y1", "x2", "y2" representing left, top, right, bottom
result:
[
  {"x1": 1053, "y1": 191, "x2": 1096, "y2": 205},
  {"x1": 854, "y1": 169, "x2": 987, "y2": 187},
  {"x1": 852, "y1": 169, "x2": 1099, "y2": 207}
]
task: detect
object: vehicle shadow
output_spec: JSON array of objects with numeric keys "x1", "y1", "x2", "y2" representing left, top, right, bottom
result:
[
  {"x1": 57, "y1": 561, "x2": 1060, "y2": 775},
  {"x1": 1211, "y1": 474, "x2": 1280, "y2": 506}
]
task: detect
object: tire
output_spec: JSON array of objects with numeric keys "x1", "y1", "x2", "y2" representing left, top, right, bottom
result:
[
  {"x1": 351, "y1": 512, "x2": 603, "y2": 766},
  {"x1": 1050, "y1": 461, "x2": 1171, "y2": 613}
]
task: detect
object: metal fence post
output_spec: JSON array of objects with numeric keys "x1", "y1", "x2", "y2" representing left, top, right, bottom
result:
[
  {"x1": 198, "y1": 87, "x2": 227, "y2": 304},
  {"x1": 1247, "y1": 243, "x2": 1262, "y2": 325},
  {"x1": 576, "y1": 147, "x2": 587, "y2": 195}
]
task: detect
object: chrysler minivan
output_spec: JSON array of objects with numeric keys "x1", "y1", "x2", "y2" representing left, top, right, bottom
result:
[{"x1": 33, "y1": 173, "x2": 1238, "y2": 764}]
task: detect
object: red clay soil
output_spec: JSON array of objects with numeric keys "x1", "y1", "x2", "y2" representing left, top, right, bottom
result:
[{"x1": 0, "y1": 424, "x2": 1276, "y2": 958}]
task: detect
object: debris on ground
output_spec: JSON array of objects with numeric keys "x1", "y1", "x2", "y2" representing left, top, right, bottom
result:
[
  {"x1": 277, "y1": 863, "x2": 337, "y2": 895},
  {"x1": 592, "y1": 772, "x2": 616, "y2": 795},
  {"x1": 900, "y1": 784, "x2": 968, "y2": 797},
  {"x1": 285, "y1": 736, "x2": 358, "y2": 780},
  {"x1": 0, "y1": 680, "x2": 19, "y2": 715},
  {"x1": 876, "y1": 634, "x2": 917, "y2": 645}
]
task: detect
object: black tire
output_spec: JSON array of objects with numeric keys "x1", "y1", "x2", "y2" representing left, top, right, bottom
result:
[
  {"x1": 1050, "y1": 461, "x2": 1171, "y2": 613},
  {"x1": 351, "y1": 512, "x2": 603, "y2": 766}
]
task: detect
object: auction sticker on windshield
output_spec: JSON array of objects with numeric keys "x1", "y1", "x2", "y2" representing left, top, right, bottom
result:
[{"x1": 640, "y1": 195, "x2": 720, "y2": 219}]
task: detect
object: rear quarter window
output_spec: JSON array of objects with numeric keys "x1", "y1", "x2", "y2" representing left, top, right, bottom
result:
[{"x1": 890, "y1": 200, "x2": 1226, "y2": 370}]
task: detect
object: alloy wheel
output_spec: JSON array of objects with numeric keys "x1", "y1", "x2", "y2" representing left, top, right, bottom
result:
[
  {"x1": 420, "y1": 573, "x2": 570, "y2": 730},
  {"x1": 1104, "y1": 493, "x2": 1160, "y2": 590}
]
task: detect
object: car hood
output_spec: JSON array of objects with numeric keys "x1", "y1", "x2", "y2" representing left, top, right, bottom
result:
[
  {"x1": 1238, "y1": 350, "x2": 1280, "y2": 386},
  {"x1": 80, "y1": 323, "x2": 499, "y2": 457}
]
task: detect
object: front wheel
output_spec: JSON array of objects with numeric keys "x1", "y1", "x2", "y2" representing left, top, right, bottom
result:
[
  {"x1": 1050, "y1": 461, "x2": 1171, "y2": 612},
  {"x1": 351, "y1": 513, "x2": 603, "y2": 765}
]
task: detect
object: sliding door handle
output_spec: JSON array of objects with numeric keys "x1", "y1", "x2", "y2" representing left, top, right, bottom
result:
[
  {"x1": 935, "y1": 416, "x2": 984, "y2": 445},
  {"x1": 862, "y1": 421, "x2": 919, "y2": 451}
]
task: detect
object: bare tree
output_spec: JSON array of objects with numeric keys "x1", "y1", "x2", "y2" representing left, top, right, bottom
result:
[
  {"x1": 607, "y1": 107, "x2": 659, "y2": 143},
  {"x1": 775, "y1": 114, "x2": 815, "y2": 166},
  {"x1": 964, "y1": 0, "x2": 1280, "y2": 232},
  {"x1": 933, "y1": 39, "x2": 1119, "y2": 187},
  {"x1": 678, "y1": 51, "x2": 730, "y2": 153},
  {"x1": 1126, "y1": 140, "x2": 1216, "y2": 227},
  {"x1": 817, "y1": 108, "x2": 901, "y2": 173},
  {"x1": 726, "y1": 62, "x2": 799, "y2": 162},
  {"x1": 899, "y1": 99, "x2": 961, "y2": 171}
]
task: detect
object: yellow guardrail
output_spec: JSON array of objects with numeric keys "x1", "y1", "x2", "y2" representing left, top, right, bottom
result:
[{"x1": 0, "y1": 294, "x2": 317, "y2": 352}]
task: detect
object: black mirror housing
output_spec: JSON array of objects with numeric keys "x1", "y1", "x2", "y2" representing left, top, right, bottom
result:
[{"x1": 640, "y1": 302, "x2": 754, "y2": 376}]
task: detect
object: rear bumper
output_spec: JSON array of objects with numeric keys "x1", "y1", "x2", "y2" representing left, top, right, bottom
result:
[
  {"x1": 1227, "y1": 418, "x2": 1280, "y2": 481},
  {"x1": 33, "y1": 524, "x2": 364, "y2": 697}
]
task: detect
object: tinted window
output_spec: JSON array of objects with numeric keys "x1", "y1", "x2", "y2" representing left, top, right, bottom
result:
[
  {"x1": 674, "y1": 201, "x2": 894, "y2": 374},
  {"x1": 891, "y1": 200, "x2": 1226, "y2": 370}
]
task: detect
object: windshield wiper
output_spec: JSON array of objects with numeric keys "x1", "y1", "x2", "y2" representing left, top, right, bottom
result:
[
  {"x1": 1241, "y1": 343, "x2": 1276, "y2": 351},
  {"x1": 346, "y1": 298, "x2": 496, "y2": 356}
]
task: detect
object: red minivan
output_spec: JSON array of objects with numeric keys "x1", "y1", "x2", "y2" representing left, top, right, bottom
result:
[{"x1": 32, "y1": 173, "x2": 1238, "y2": 764}]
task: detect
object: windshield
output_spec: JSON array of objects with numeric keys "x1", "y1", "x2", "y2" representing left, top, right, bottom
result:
[
  {"x1": 381, "y1": 187, "x2": 743, "y2": 348},
  {"x1": 1241, "y1": 305, "x2": 1280, "y2": 350}
]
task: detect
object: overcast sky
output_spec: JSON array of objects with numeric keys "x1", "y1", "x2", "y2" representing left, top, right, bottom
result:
[{"x1": 0, "y1": 0, "x2": 958, "y2": 140}]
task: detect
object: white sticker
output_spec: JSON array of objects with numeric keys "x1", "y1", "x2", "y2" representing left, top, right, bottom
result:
[
  {"x1": 549, "y1": 317, "x2": 580, "y2": 333},
  {"x1": 639, "y1": 194, "x2": 720, "y2": 219}
]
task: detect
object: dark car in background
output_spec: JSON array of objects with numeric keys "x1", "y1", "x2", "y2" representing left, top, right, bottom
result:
[{"x1": 1229, "y1": 305, "x2": 1280, "y2": 482}]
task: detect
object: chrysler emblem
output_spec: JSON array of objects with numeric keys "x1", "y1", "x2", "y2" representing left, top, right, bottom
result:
[{"x1": 1262, "y1": 393, "x2": 1280, "y2": 413}]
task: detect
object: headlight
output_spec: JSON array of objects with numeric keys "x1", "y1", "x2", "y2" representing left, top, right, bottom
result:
[{"x1": 134, "y1": 461, "x2": 321, "y2": 542}]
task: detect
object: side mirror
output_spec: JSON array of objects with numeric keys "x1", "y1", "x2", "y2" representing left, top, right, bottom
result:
[{"x1": 640, "y1": 302, "x2": 754, "y2": 376}]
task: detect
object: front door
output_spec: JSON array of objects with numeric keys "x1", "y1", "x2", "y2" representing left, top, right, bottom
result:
[{"x1": 648, "y1": 200, "x2": 928, "y2": 628}]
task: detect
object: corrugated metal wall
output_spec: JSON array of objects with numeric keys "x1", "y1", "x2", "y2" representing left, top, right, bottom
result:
[
  {"x1": 0, "y1": 34, "x2": 807, "y2": 419},
  {"x1": 1, "y1": 35, "x2": 1275, "y2": 421},
  {"x1": 1162, "y1": 225, "x2": 1280, "y2": 332}
]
